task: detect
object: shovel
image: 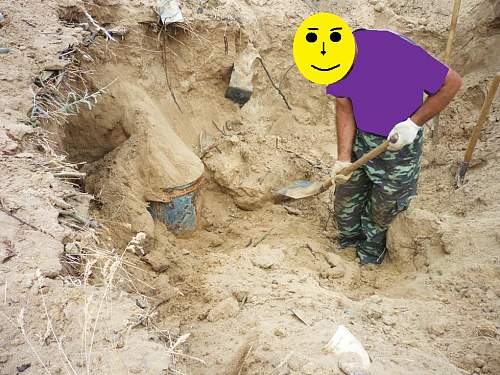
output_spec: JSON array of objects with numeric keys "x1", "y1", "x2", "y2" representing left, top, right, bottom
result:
[
  {"x1": 277, "y1": 134, "x2": 398, "y2": 200},
  {"x1": 455, "y1": 73, "x2": 500, "y2": 188}
]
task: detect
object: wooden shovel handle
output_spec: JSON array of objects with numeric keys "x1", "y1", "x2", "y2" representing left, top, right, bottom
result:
[
  {"x1": 321, "y1": 134, "x2": 398, "y2": 192},
  {"x1": 463, "y1": 73, "x2": 500, "y2": 164},
  {"x1": 444, "y1": 0, "x2": 461, "y2": 64}
]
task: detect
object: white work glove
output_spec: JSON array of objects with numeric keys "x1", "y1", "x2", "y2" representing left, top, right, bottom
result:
[
  {"x1": 331, "y1": 160, "x2": 353, "y2": 185},
  {"x1": 387, "y1": 118, "x2": 420, "y2": 151}
]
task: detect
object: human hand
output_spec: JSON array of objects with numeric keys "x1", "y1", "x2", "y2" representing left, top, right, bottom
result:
[
  {"x1": 331, "y1": 160, "x2": 353, "y2": 184},
  {"x1": 387, "y1": 118, "x2": 420, "y2": 151}
]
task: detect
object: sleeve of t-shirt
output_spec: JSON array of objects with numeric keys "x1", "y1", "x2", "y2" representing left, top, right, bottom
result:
[
  {"x1": 403, "y1": 36, "x2": 449, "y2": 95},
  {"x1": 326, "y1": 78, "x2": 351, "y2": 98}
]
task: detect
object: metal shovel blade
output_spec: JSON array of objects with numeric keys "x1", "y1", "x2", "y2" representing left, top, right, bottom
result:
[
  {"x1": 454, "y1": 161, "x2": 469, "y2": 188},
  {"x1": 276, "y1": 179, "x2": 328, "y2": 200}
]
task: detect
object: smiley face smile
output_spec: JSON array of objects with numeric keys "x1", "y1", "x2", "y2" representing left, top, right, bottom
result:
[{"x1": 311, "y1": 64, "x2": 340, "y2": 71}]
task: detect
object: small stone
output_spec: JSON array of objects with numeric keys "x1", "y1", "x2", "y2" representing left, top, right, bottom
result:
[
  {"x1": 208, "y1": 234, "x2": 224, "y2": 248},
  {"x1": 476, "y1": 324, "x2": 496, "y2": 338},
  {"x1": 274, "y1": 327, "x2": 285, "y2": 337},
  {"x1": 374, "y1": 4, "x2": 384, "y2": 12},
  {"x1": 182, "y1": 249, "x2": 190, "y2": 255},
  {"x1": 0, "y1": 353, "x2": 10, "y2": 363},
  {"x1": 363, "y1": 303, "x2": 383, "y2": 320},
  {"x1": 0, "y1": 47, "x2": 10, "y2": 54},
  {"x1": 144, "y1": 250, "x2": 169, "y2": 273},
  {"x1": 64, "y1": 242, "x2": 81, "y2": 255},
  {"x1": 427, "y1": 321, "x2": 448, "y2": 336},
  {"x1": 324, "y1": 252, "x2": 343, "y2": 267},
  {"x1": 338, "y1": 353, "x2": 367, "y2": 375},
  {"x1": 474, "y1": 358, "x2": 486, "y2": 368},
  {"x1": 17, "y1": 363, "x2": 31, "y2": 372}
]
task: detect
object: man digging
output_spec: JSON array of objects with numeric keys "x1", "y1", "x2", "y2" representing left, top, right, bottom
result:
[{"x1": 293, "y1": 14, "x2": 462, "y2": 265}]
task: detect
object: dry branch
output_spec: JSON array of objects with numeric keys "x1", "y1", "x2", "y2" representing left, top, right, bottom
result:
[
  {"x1": 83, "y1": 10, "x2": 117, "y2": 42},
  {"x1": 256, "y1": 57, "x2": 292, "y2": 110},
  {"x1": 0, "y1": 206, "x2": 56, "y2": 239}
]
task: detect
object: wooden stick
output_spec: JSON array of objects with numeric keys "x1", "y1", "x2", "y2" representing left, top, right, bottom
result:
[
  {"x1": 444, "y1": 0, "x2": 462, "y2": 64},
  {"x1": 462, "y1": 73, "x2": 500, "y2": 164},
  {"x1": 320, "y1": 135, "x2": 397, "y2": 192},
  {"x1": 432, "y1": 0, "x2": 461, "y2": 142}
]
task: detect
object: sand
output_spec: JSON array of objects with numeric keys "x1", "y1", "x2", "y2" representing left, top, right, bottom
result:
[{"x1": 0, "y1": 0, "x2": 499, "y2": 374}]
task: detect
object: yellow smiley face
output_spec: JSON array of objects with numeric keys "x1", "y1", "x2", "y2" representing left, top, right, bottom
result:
[{"x1": 293, "y1": 13, "x2": 356, "y2": 85}]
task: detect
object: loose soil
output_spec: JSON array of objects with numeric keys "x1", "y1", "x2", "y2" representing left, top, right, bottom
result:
[{"x1": 1, "y1": 0, "x2": 499, "y2": 374}]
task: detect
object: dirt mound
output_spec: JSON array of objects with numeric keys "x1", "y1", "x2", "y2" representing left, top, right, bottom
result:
[{"x1": 1, "y1": 0, "x2": 499, "y2": 374}]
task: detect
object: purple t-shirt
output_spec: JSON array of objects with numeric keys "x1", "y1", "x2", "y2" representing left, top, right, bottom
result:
[{"x1": 326, "y1": 29, "x2": 448, "y2": 137}]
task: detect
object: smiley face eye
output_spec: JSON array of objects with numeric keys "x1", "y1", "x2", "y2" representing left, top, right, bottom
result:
[
  {"x1": 306, "y1": 32, "x2": 318, "y2": 43},
  {"x1": 330, "y1": 31, "x2": 341, "y2": 42}
]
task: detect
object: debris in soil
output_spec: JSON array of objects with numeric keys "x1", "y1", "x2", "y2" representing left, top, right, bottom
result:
[
  {"x1": 225, "y1": 42, "x2": 260, "y2": 105},
  {"x1": 324, "y1": 325, "x2": 371, "y2": 371},
  {"x1": 156, "y1": 0, "x2": 184, "y2": 25},
  {"x1": 16, "y1": 363, "x2": 31, "y2": 372}
]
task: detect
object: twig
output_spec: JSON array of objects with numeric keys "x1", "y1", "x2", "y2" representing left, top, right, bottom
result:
[
  {"x1": 53, "y1": 172, "x2": 86, "y2": 179},
  {"x1": 161, "y1": 27, "x2": 183, "y2": 112},
  {"x1": 289, "y1": 309, "x2": 311, "y2": 327},
  {"x1": 83, "y1": 10, "x2": 117, "y2": 42},
  {"x1": 304, "y1": 243, "x2": 319, "y2": 260},
  {"x1": 224, "y1": 23, "x2": 229, "y2": 55},
  {"x1": 0, "y1": 206, "x2": 56, "y2": 239},
  {"x1": 212, "y1": 120, "x2": 226, "y2": 135},
  {"x1": 279, "y1": 147, "x2": 323, "y2": 169},
  {"x1": 22, "y1": 19, "x2": 36, "y2": 27},
  {"x1": 256, "y1": 57, "x2": 292, "y2": 110},
  {"x1": 252, "y1": 229, "x2": 273, "y2": 247},
  {"x1": 236, "y1": 344, "x2": 253, "y2": 375},
  {"x1": 278, "y1": 63, "x2": 295, "y2": 90}
]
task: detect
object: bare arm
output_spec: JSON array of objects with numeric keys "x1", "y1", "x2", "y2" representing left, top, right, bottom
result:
[
  {"x1": 410, "y1": 69, "x2": 462, "y2": 126},
  {"x1": 335, "y1": 97, "x2": 356, "y2": 162}
]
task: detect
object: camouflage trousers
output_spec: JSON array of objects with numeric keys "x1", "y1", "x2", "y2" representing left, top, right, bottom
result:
[{"x1": 334, "y1": 128, "x2": 423, "y2": 264}]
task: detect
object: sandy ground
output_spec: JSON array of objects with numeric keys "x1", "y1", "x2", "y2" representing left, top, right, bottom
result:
[{"x1": 1, "y1": 0, "x2": 499, "y2": 374}]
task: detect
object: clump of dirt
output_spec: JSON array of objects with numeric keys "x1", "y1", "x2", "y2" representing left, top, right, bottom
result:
[{"x1": 1, "y1": 0, "x2": 500, "y2": 374}]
